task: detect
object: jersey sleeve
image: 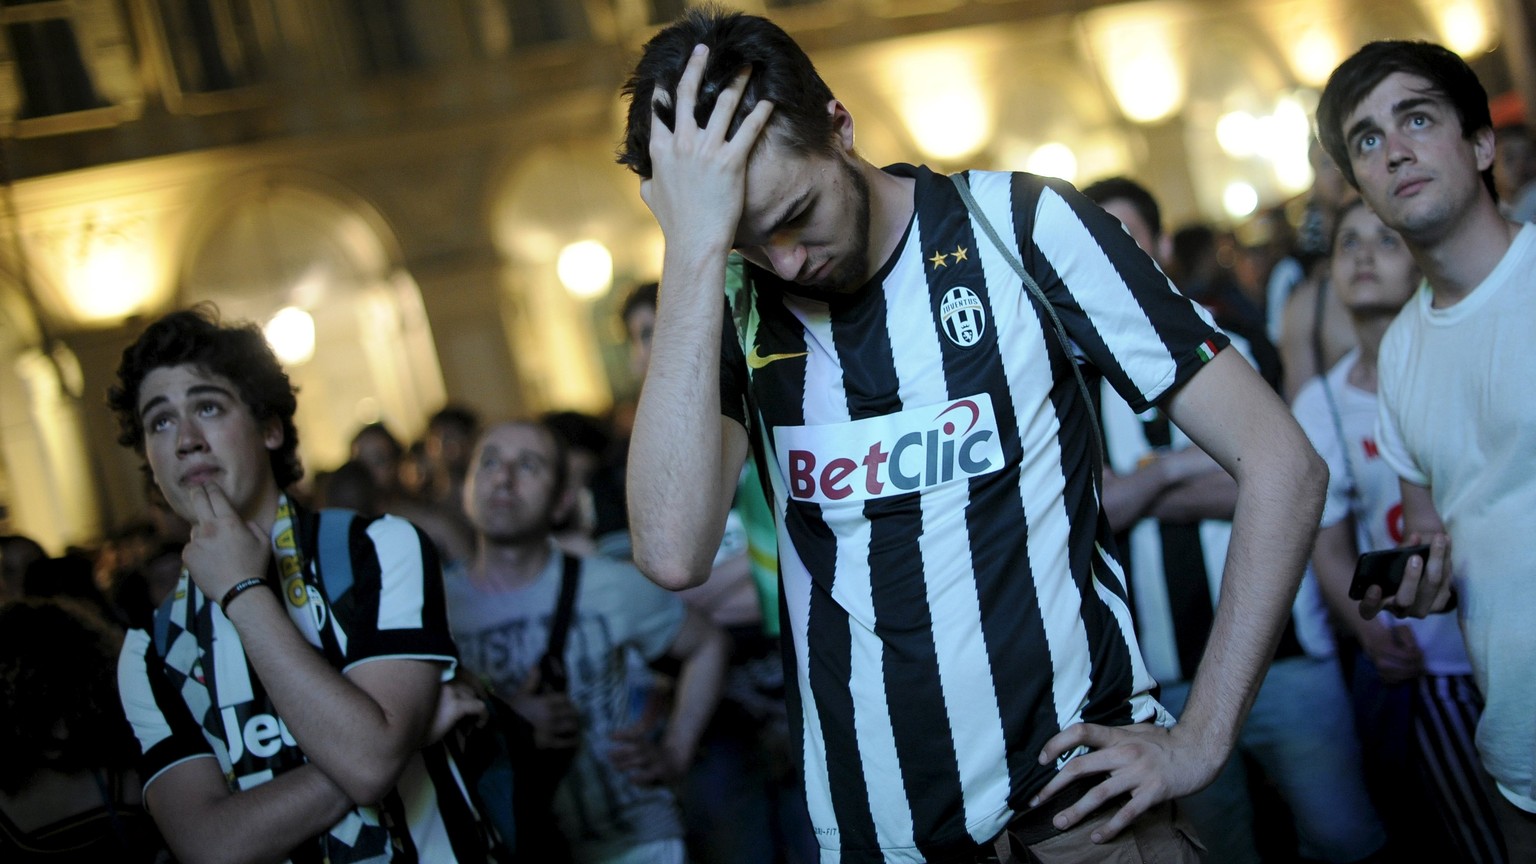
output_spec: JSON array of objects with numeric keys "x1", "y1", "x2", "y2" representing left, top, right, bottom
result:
[
  {"x1": 1292, "y1": 376, "x2": 1351, "y2": 528},
  {"x1": 341, "y1": 514, "x2": 459, "y2": 678},
  {"x1": 118, "y1": 628, "x2": 218, "y2": 790},
  {"x1": 1016, "y1": 174, "x2": 1228, "y2": 414}
]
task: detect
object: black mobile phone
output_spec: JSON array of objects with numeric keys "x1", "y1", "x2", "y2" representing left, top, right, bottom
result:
[{"x1": 1348, "y1": 544, "x2": 1432, "y2": 601}]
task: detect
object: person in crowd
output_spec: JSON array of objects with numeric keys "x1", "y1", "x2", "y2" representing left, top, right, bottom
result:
[
  {"x1": 1492, "y1": 118, "x2": 1536, "y2": 222},
  {"x1": 349, "y1": 422, "x2": 406, "y2": 495},
  {"x1": 400, "y1": 438, "x2": 435, "y2": 499},
  {"x1": 24, "y1": 553, "x2": 122, "y2": 626},
  {"x1": 617, "y1": 8, "x2": 1325, "y2": 860},
  {"x1": 1278, "y1": 139, "x2": 1361, "y2": 403},
  {"x1": 1317, "y1": 39, "x2": 1536, "y2": 859},
  {"x1": 93, "y1": 522, "x2": 160, "y2": 595},
  {"x1": 615, "y1": 280, "x2": 816, "y2": 864},
  {"x1": 0, "y1": 533, "x2": 45, "y2": 603},
  {"x1": 107, "y1": 305, "x2": 496, "y2": 863},
  {"x1": 351, "y1": 422, "x2": 476, "y2": 563},
  {"x1": 1167, "y1": 222, "x2": 1265, "y2": 361},
  {"x1": 109, "y1": 541, "x2": 183, "y2": 632},
  {"x1": 1086, "y1": 176, "x2": 1386, "y2": 864},
  {"x1": 426, "y1": 406, "x2": 480, "y2": 509},
  {"x1": 540, "y1": 410, "x2": 616, "y2": 556},
  {"x1": 311, "y1": 459, "x2": 383, "y2": 517},
  {"x1": 0, "y1": 597, "x2": 169, "y2": 862},
  {"x1": 444, "y1": 419, "x2": 729, "y2": 863},
  {"x1": 1295, "y1": 197, "x2": 1505, "y2": 862}
]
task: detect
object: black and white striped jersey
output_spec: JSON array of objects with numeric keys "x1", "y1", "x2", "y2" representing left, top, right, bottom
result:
[
  {"x1": 118, "y1": 503, "x2": 493, "y2": 864},
  {"x1": 718, "y1": 164, "x2": 1227, "y2": 862}
]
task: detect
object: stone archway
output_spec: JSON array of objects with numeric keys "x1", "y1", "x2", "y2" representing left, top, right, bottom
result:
[{"x1": 178, "y1": 171, "x2": 446, "y2": 479}]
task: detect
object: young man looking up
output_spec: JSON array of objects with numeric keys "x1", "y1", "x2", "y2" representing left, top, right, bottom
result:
[
  {"x1": 110, "y1": 307, "x2": 493, "y2": 863},
  {"x1": 444, "y1": 420, "x2": 729, "y2": 863},
  {"x1": 1318, "y1": 40, "x2": 1536, "y2": 857},
  {"x1": 618, "y1": 8, "x2": 1326, "y2": 861}
]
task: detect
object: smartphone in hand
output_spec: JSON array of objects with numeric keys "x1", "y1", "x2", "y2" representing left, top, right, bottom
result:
[{"x1": 1348, "y1": 544, "x2": 1432, "y2": 601}]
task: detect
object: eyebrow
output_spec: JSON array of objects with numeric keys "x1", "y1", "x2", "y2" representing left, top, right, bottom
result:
[
  {"x1": 1346, "y1": 96, "x2": 1439, "y2": 146},
  {"x1": 139, "y1": 384, "x2": 236, "y2": 420},
  {"x1": 748, "y1": 189, "x2": 812, "y2": 244}
]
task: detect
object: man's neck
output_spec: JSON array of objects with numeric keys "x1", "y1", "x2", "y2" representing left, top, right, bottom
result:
[
  {"x1": 469, "y1": 536, "x2": 555, "y2": 591},
  {"x1": 248, "y1": 484, "x2": 285, "y2": 537},
  {"x1": 1412, "y1": 199, "x2": 1521, "y2": 307},
  {"x1": 865, "y1": 163, "x2": 917, "y2": 283}
]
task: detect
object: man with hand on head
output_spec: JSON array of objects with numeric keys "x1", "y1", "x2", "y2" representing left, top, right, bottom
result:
[
  {"x1": 618, "y1": 7, "x2": 1326, "y2": 861},
  {"x1": 1318, "y1": 39, "x2": 1536, "y2": 858},
  {"x1": 110, "y1": 306, "x2": 495, "y2": 864}
]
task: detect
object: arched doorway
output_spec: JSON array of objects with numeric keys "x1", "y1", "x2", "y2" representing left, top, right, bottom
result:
[
  {"x1": 179, "y1": 171, "x2": 446, "y2": 480},
  {"x1": 0, "y1": 280, "x2": 98, "y2": 552}
]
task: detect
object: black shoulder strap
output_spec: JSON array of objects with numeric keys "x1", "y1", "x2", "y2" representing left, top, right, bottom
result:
[
  {"x1": 536, "y1": 553, "x2": 582, "y2": 692},
  {"x1": 951, "y1": 172, "x2": 1105, "y2": 496},
  {"x1": 547, "y1": 553, "x2": 581, "y2": 659}
]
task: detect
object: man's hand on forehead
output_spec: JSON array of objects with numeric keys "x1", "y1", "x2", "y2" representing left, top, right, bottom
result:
[{"x1": 639, "y1": 44, "x2": 774, "y2": 256}]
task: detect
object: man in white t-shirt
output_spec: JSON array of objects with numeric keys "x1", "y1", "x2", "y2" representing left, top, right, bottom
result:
[
  {"x1": 1294, "y1": 199, "x2": 1504, "y2": 862},
  {"x1": 1086, "y1": 177, "x2": 1384, "y2": 864},
  {"x1": 1318, "y1": 40, "x2": 1536, "y2": 858}
]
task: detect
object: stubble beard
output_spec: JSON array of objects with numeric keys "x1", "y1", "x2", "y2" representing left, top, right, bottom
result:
[{"x1": 822, "y1": 160, "x2": 872, "y2": 292}]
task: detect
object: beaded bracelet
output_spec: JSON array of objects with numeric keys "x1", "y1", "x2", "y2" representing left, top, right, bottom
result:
[{"x1": 220, "y1": 577, "x2": 267, "y2": 612}]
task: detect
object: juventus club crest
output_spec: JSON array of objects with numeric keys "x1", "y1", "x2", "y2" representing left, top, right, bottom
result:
[{"x1": 940, "y1": 285, "x2": 986, "y2": 347}]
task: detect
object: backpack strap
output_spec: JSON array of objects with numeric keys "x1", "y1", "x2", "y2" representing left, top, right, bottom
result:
[
  {"x1": 950, "y1": 172, "x2": 1105, "y2": 497},
  {"x1": 537, "y1": 553, "x2": 582, "y2": 693}
]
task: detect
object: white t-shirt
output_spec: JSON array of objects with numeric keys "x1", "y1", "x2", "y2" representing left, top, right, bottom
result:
[
  {"x1": 1376, "y1": 222, "x2": 1536, "y2": 811},
  {"x1": 1293, "y1": 349, "x2": 1471, "y2": 675}
]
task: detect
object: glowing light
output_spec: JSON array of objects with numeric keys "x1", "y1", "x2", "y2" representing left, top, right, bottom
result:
[
  {"x1": 1216, "y1": 112, "x2": 1259, "y2": 158},
  {"x1": 1025, "y1": 143, "x2": 1079, "y2": 182},
  {"x1": 264, "y1": 307, "x2": 316, "y2": 366},
  {"x1": 557, "y1": 239, "x2": 613, "y2": 299},
  {"x1": 67, "y1": 237, "x2": 156, "y2": 322},
  {"x1": 1430, "y1": 0, "x2": 1492, "y2": 56},
  {"x1": 1290, "y1": 27, "x2": 1343, "y2": 87},
  {"x1": 1087, "y1": 5, "x2": 1188, "y2": 124},
  {"x1": 1223, "y1": 182, "x2": 1259, "y2": 219},
  {"x1": 894, "y1": 48, "x2": 992, "y2": 161}
]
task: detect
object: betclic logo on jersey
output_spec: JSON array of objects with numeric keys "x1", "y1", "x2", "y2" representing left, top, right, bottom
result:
[{"x1": 774, "y1": 394, "x2": 1004, "y2": 504}]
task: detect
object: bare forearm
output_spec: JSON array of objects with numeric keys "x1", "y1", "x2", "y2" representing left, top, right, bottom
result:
[
  {"x1": 1149, "y1": 470, "x2": 1238, "y2": 523},
  {"x1": 1101, "y1": 465, "x2": 1171, "y2": 533},
  {"x1": 225, "y1": 591, "x2": 430, "y2": 802},
  {"x1": 661, "y1": 621, "x2": 730, "y2": 768},
  {"x1": 1180, "y1": 451, "x2": 1325, "y2": 751},
  {"x1": 152, "y1": 763, "x2": 354, "y2": 864},
  {"x1": 629, "y1": 254, "x2": 741, "y2": 589}
]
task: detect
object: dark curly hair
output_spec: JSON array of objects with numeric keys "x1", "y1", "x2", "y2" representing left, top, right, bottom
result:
[
  {"x1": 0, "y1": 597, "x2": 139, "y2": 794},
  {"x1": 107, "y1": 304, "x2": 303, "y2": 489},
  {"x1": 617, "y1": 5, "x2": 838, "y2": 178},
  {"x1": 1317, "y1": 40, "x2": 1495, "y2": 200}
]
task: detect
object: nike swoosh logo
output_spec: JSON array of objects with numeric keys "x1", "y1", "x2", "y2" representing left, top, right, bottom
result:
[{"x1": 746, "y1": 346, "x2": 809, "y2": 370}]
